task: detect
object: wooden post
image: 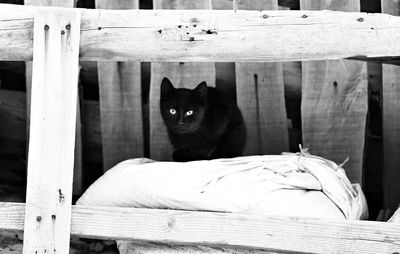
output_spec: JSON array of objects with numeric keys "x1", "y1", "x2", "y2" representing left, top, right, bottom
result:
[
  {"x1": 300, "y1": 0, "x2": 368, "y2": 184},
  {"x1": 95, "y1": 0, "x2": 143, "y2": 172},
  {"x1": 23, "y1": 7, "x2": 81, "y2": 254},
  {"x1": 382, "y1": 0, "x2": 400, "y2": 210},
  {"x1": 234, "y1": 0, "x2": 289, "y2": 156},
  {"x1": 25, "y1": 0, "x2": 82, "y2": 195},
  {"x1": 149, "y1": 0, "x2": 216, "y2": 161}
]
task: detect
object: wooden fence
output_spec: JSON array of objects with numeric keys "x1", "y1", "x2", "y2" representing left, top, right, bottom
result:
[{"x1": 0, "y1": 1, "x2": 400, "y2": 253}]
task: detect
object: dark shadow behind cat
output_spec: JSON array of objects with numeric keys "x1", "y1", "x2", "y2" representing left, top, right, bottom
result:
[{"x1": 160, "y1": 77, "x2": 246, "y2": 162}]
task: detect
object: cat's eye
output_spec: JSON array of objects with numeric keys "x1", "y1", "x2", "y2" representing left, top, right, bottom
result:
[
  {"x1": 169, "y1": 108, "x2": 176, "y2": 115},
  {"x1": 185, "y1": 110, "x2": 193, "y2": 116}
]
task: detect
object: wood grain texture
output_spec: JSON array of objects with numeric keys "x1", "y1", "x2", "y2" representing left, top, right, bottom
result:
[
  {"x1": 381, "y1": 0, "x2": 400, "y2": 211},
  {"x1": 149, "y1": 0, "x2": 215, "y2": 161},
  {"x1": 1, "y1": 202, "x2": 400, "y2": 254},
  {"x1": 24, "y1": 0, "x2": 75, "y2": 7},
  {"x1": 235, "y1": 0, "x2": 289, "y2": 156},
  {"x1": 23, "y1": 8, "x2": 81, "y2": 254},
  {"x1": 300, "y1": 0, "x2": 368, "y2": 184},
  {"x1": 96, "y1": 0, "x2": 143, "y2": 171},
  {"x1": 24, "y1": 0, "x2": 82, "y2": 196},
  {"x1": 301, "y1": 60, "x2": 368, "y2": 184},
  {"x1": 3, "y1": 5, "x2": 400, "y2": 62}
]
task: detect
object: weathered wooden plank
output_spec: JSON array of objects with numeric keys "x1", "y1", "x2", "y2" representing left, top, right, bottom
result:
[
  {"x1": 24, "y1": 0, "x2": 83, "y2": 196},
  {"x1": 3, "y1": 5, "x2": 400, "y2": 62},
  {"x1": 149, "y1": 0, "x2": 215, "y2": 161},
  {"x1": 235, "y1": 0, "x2": 289, "y2": 155},
  {"x1": 381, "y1": 0, "x2": 400, "y2": 211},
  {"x1": 24, "y1": 0, "x2": 76, "y2": 6},
  {"x1": 96, "y1": 0, "x2": 143, "y2": 171},
  {"x1": 300, "y1": 1, "x2": 368, "y2": 184},
  {"x1": 23, "y1": 8, "x2": 81, "y2": 254},
  {"x1": 1, "y1": 202, "x2": 400, "y2": 253}
]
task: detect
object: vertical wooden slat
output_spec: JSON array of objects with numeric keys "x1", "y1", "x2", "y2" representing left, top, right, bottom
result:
[
  {"x1": 25, "y1": 0, "x2": 82, "y2": 195},
  {"x1": 95, "y1": 0, "x2": 143, "y2": 172},
  {"x1": 234, "y1": 0, "x2": 289, "y2": 155},
  {"x1": 149, "y1": 0, "x2": 215, "y2": 161},
  {"x1": 23, "y1": 8, "x2": 81, "y2": 254},
  {"x1": 300, "y1": 0, "x2": 368, "y2": 184},
  {"x1": 382, "y1": 0, "x2": 400, "y2": 210}
]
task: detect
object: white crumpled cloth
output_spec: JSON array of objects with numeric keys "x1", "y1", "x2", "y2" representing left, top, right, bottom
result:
[{"x1": 77, "y1": 153, "x2": 368, "y2": 253}]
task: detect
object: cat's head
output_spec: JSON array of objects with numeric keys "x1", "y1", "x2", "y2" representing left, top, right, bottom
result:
[{"x1": 160, "y1": 77, "x2": 208, "y2": 134}]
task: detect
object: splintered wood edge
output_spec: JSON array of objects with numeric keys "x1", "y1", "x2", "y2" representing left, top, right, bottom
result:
[
  {"x1": 2, "y1": 4, "x2": 400, "y2": 62},
  {"x1": 0, "y1": 203, "x2": 399, "y2": 254}
]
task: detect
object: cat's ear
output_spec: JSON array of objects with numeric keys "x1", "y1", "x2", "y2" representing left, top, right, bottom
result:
[
  {"x1": 161, "y1": 77, "x2": 175, "y2": 96},
  {"x1": 195, "y1": 81, "x2": 208, "y2": 98}
]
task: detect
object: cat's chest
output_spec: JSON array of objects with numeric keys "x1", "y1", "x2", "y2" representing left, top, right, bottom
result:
[{"x1": 169, "y1": 130, "x2": 216, "y2": 148}]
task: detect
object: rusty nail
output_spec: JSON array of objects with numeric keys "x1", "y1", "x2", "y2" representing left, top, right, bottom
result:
[
  {"x1": 44, "y1": 24, "x2": 49, "y2": 30},
  {"x1": 65, "y1": 24, "x2": 71, "y2": 30},
  {"x1": 262, "y1": 14, "x2": 268, "y2": 19},
  {"x1": 61, "y1": 30, "x2": 65, "y2": 35},
  {"x1": 51, "y1": 215, "x2": 56, "y2": 220},
  {"x1": 357, "y1": 17, "x2": 364, "y2": 22},
  {"x1": 36, "y1": 216, "x2": 42, "y2": 222},
  {"x1": 302, "y1": 14, "x2": 308, "y2": 18},
  {"x1": 178, "y1": 25, "x2": 182, "y2": 28}
]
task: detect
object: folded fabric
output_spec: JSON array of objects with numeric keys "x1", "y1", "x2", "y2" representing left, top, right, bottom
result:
[{"x1": 77, "y1": 153, "x2": 368, "y2": 253}]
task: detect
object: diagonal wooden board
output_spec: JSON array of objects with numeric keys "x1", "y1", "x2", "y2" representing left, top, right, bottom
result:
[
  {"x1": 23, "y1": 7, "x2": 81, "y2": 254},
  {"x1": 24, "y1": 0, "x2": 83, "y2": 195},
  {"x1": 300, "y1": 0, "x2": 368, "y2": 184},
  {"x1": 382, "y1": 0, "x2": 400, "y2": 211},
  {"x1": 96, "y1": 0, "x2": 143, "y2": 172},
  {"x1": 149, "y1": 0, "x2": 216, "y2": 161},
  {"x1": 234, "y1": 0, "x2": 289, "y2": 156}
]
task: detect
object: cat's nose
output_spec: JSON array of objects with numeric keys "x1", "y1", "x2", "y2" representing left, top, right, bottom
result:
[{"x1": 178, "y1": 120, "x2": 184, "y2": 126}]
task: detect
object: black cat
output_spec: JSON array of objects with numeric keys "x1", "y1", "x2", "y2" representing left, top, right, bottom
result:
[{"x1": 160, "y1": 77, "x2": 246, "y2": 162}]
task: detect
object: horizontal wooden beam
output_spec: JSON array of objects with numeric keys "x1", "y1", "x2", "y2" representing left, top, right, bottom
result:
[
  {"x1": 0, "y1": 202, "x2": 399, "y2": 253},
  {"x1": 2, "y1": 4, "x2": 400, "y2": 62}
]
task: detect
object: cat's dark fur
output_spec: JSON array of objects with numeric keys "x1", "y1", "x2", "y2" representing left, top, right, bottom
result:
[{"x1": 160, "y1": 77, "x2": 246, "y2": 162}]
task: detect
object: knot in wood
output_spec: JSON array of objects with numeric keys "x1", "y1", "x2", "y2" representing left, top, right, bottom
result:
[{"x1": 167, "y1": 218, "x2": 176, "y2": 229}]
